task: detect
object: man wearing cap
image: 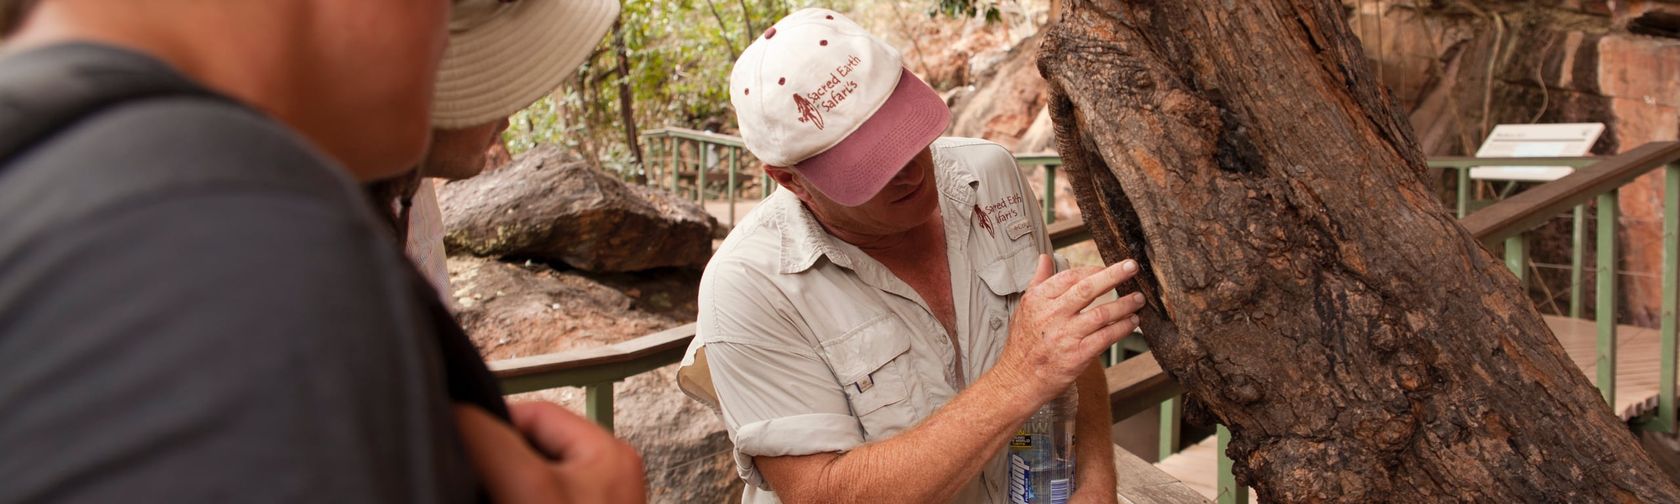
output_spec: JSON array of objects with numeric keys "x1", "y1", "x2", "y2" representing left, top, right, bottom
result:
[{"x1": 689, "y1": 8, "x2": 1143, "y2": 503}]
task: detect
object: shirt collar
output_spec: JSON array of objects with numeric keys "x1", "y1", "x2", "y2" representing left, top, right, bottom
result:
[{"x1": 774, "y1": 144, "x2": 982, "y2": 275}]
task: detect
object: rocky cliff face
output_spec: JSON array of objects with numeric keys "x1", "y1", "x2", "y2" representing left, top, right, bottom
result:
[{"x1": 1348, "y1": 0, "x2": 1680, "y2": 326}]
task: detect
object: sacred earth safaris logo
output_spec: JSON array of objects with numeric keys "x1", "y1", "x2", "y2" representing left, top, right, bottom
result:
[{"x1": 793, "y1": 93, "x2": 825, "y2": 130}]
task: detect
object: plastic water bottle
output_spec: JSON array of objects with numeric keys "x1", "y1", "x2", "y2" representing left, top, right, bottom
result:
[{"x1": 1008, "y1": 385, "x2": 1076, "y2": 504}]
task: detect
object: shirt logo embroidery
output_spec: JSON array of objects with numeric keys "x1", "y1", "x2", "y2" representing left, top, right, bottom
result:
[
  {"x1": 974, "y1": 204, "x2": 995, "y2": 236},
  {"x1": 982, "y1": 194, "x2": 1025, "y2": 226}
]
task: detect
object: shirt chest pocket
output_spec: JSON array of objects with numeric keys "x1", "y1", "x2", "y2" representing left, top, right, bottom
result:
[
  {"x1": 819, "y1": 315, "x2": 916, "y2": 439},
  {"x1": 978, "y1": 244, "x2": 1038, "y2": 301}
]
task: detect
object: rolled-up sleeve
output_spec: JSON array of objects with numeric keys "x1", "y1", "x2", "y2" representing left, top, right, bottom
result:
[{"x1": 697, "y1": 260, "x2": 861, "y2": 488}]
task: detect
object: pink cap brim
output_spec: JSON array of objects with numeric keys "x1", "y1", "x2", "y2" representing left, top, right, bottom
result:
[{"x1": 793, "y1": 69, "x2": 951, "y2": 207}]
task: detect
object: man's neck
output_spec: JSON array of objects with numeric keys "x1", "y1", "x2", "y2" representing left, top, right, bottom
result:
[{"x1": 820, "y1": 208, "x2": 944, "y2": 258}]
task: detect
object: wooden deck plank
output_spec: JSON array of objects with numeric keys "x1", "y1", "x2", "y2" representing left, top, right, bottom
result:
[
  {"x1": 1152, "y1": 315, "x2": 1673, "y2": 501},
  {"x1": 1543, "y1": 315, "x2": 1669, "y2": 420},
  {"x1": 1115, "y1": 445, "x2": 1212, "y2": 503},
  {"x1": 1152, "y1": 437, "x2": 1254, "y2": 503}
]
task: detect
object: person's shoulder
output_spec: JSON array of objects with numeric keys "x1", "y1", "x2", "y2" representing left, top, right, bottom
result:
[
  {"x1": 933, "y1": 136, "x2": 1013, "y2": 161},
  {"x1": 708, "y1": 191, "x2": 795, "y2": 273},
  {"x1": 0, "y1": 97, "x2": 369, "y2": 242},
  {"x1": 48, "y1": 97, "x2": 347, "y2": 192},
  {"x1": 933, "y1": 136, "x2": 1016, "y2": 175}
]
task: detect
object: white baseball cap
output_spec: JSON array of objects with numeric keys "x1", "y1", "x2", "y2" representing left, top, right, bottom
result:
[
  {"x1": 729, "y1": 8, "x2": 950, "y2": 206},
  {"x1": 432, "y1": 0, "x2": 618, "y2": 129}
]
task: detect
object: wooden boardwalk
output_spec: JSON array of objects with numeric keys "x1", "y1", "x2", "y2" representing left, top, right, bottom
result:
[
  {"x1": 1113, "y1": 445, "x2": 1212, "y2": 503},
  {"x1": 1154, "y1": 315, "x2": 1670, "y2": 502}
]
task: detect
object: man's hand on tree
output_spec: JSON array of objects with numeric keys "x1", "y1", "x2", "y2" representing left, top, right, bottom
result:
[
  {"x1": 454, "y1": 402, "x2": 647, "y2": 504},
  {"x1": 996, "y1": 254, "x2": 1144, "y2": 406}
]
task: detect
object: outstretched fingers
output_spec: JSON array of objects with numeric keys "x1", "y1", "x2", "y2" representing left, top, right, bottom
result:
[
  {"x1": 1057, "y1": 260, "x2": 1138, "y2": 312},
  {"x1": 1071, "y1": 291, "x2": 1147, "y2": 334},
  {"x1": 1080, "y1": 314, "x2": 1140, "y2": 357}
]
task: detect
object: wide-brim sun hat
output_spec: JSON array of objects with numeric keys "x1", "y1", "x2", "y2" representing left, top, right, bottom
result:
[
  {"x1": 432, "y1": 0, "x2": 619, "y2": 129},
  {"x1": 729, "y1": 8, "x2": 950, "y2": 207}
]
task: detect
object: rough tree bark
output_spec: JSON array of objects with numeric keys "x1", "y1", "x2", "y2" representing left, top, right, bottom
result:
[{"x1": 1037, "y1": 0, "x2": 1680, "y2": 501}]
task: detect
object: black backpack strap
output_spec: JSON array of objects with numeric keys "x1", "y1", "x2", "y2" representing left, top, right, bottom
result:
[{"x1": 0, "y1": 43, "x2": 233, "y2": 165}]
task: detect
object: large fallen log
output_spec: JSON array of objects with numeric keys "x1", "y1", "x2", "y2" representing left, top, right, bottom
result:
[{"x1": 1036, "y1": 1, "x2": 1680, "y2": 501}]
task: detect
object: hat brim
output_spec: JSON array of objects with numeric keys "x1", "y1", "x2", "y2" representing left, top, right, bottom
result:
[
  {"x1": 431, "y1": 0, "x2": 618, "y2": 129},
  {"x1": 794, "y1": 69, "x2": 950, "y2": 207}
]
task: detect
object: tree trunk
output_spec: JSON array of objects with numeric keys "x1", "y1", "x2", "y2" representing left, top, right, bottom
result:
[
  {"x1": 614, "y1": 18, "x2": 645, "y2": 187},
  {"x1": 1037, "y1": 0, "x2": 1680, "y2": 501},
  {"x1": 612, "y1": 18, "x2": 647, "y2": 184}
]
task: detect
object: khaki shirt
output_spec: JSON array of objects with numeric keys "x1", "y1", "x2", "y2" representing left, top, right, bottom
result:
[{"x1": 692, "y1": 137, "x2": 1057, "y2": 503}]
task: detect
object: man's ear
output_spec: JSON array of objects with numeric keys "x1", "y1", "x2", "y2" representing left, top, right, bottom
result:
[{"x1": 764, "y1": 165, "x2": 810, "y2": 200}]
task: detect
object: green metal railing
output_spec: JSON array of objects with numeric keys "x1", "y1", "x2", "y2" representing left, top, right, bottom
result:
[
  {"x1": 640, "y1": 128, "x2": 769, "y2": 227},
  {"x1": 1016, "y1": 153, "x2": 1063, "y2": 224},
  {"x1": 493, "y1": 133, "x2": 1680, "y2": 503},
  {"x1": 1428, "y1": 157, "x2": 1602, "y2": 320},
  {"x1": 639, "y1": 128, "x2": 1065, "y2": 229}
]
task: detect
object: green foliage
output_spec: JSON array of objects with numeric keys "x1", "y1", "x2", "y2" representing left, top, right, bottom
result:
[
  {"x1": 931, "y1": 0, "x2": 999, "y2": 23},
  {"x1": 503, "y1": 0, "x2": 835, "y2": 178},
  {"x1": 498, "y1": 0, "x2": 998, "y2": 179}
]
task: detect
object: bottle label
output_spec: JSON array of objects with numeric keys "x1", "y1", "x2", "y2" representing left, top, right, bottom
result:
[
  {"x1": 1010, "y1": 433, "x2": 1032, "y2": 448},
  {"x1": 1049, "y1": 478, "x2": 1071, "y2": 503},
  {"x1": 1009, "y1": 454, "x2": 1033, "y2": 504}
]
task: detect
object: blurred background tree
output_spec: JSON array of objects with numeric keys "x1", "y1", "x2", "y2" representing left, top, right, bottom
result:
[{"x1": 501, "y1": 0, "x2": 1033, "y2": 180}]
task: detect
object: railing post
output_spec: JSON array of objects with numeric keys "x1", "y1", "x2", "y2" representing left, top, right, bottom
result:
[
  {"x1": 1158, "y1": 395, "x2": 1182, "y2": 461},
  {"x1": 1044, "y1": 165, "x2": 1058, "y2": 224},
  {"x1": 661, "y1": 139, "x2": 675, "y2": 194},
  {"x1": 586, "y1": 382, "x2": 615, "y2": 434},
  {"x1": 1456, "y1": 167, "x2": 1472, "y2": 218},
  {"x1": 1572, "y1": 205, "x2": 1586, "y2": 319},
  {"x1": 644, "y1": 135, "x2": 657, "y2": 184},
  {"x1": 1598, "y1": 190, "x2": 1619, "y2": 407},
  {"x1": 728, "y1": 147, "x2": 739, "y2": 226},
  {"x1": 1658, "y1": 162, "x2": 1680, "y2": 432},
  {"x1": 697, "y1": 143, "x2": 708, "y2": 203},
  {"x1": 1505, "y1": 234, "x2": 1527, "y2": 285},
  {"x1": 1217, "y1": 424, "x2": 1247, "y2": 504},
  {"x1": 665, "y1": 136, "x2": 676, "y2": 189}
]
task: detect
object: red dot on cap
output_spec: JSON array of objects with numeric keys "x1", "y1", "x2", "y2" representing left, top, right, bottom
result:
[
  {"x1": 744, "y1": 88, "x2": 750, "y2": 95},
  {"x1": 825, "y1": 15, "x2": 833, "y2": 19},
  {"x1": 820, "y1": 40, "x2": 828, "y2": 46},
  {"x1": 778, "y1": 78, "x2": 786, "y2": 85},
  {"x1": 764, "y1": 27, "x2": 776, "y2": 39}
]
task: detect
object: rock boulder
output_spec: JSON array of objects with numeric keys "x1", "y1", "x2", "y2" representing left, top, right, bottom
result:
[{"x1": 440, "y1": 145, "x2": 718, "y2": 272}]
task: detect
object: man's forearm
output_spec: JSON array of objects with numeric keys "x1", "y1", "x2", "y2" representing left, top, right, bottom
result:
[
  {"x1": 762, "y1": 366, "x2": 1044, "y2": 503},
  {"x1": 1071, "y1": 360, "x2": 1117, "y2": 502}
]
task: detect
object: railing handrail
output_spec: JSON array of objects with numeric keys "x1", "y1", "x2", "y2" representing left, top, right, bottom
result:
[
  {"x1": 1426, "y1": 156, "x2": 1600, "y2": 168},
  {"x1": 1461, "y1": 142, "x2": 1680, "y2": 246},
  {"x1": 1107, "y1": 351, "x2": 1184, "y2": 421},
  {"x1": 493, "y1": 323, "x2": 695, "y2": 394},
  {"x1": 641, "y1": 127, "x2": 747, "y2": 149}
]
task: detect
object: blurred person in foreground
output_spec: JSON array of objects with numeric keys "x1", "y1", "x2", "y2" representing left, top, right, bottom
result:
[
  {"x1": 0, "y1": 0, "x2": 638, "y2": 502},
  {"x1": 681, "y1": 8, "x2": 1141, "y2": 503}
]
